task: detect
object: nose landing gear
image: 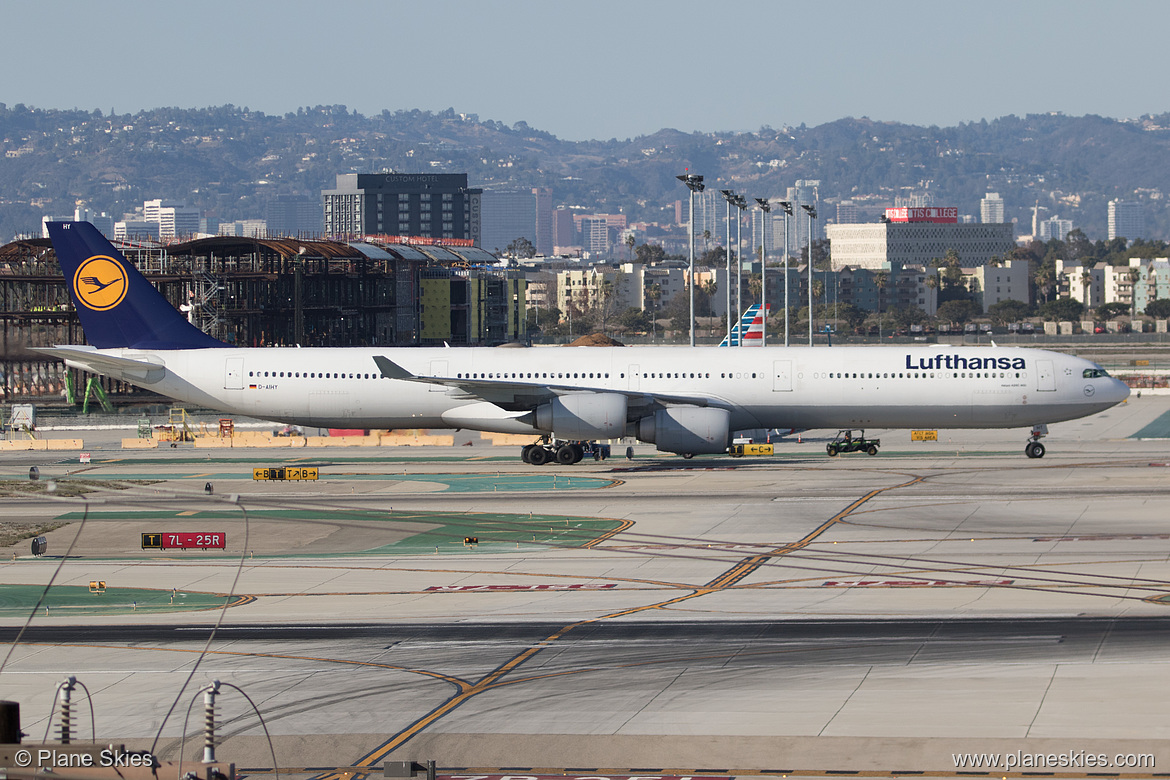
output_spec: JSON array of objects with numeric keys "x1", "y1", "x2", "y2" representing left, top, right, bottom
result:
[{"x1": 1025, "y1": 424, "x2": 1048, "y2": 459}]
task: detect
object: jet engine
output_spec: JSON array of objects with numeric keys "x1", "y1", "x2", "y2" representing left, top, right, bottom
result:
[
  {"x1": 636, "y1": 406, "x2": 731, "y2": 455},
  {"x1": 534, "y1": 392, "x2": 627, "y2": 440}
]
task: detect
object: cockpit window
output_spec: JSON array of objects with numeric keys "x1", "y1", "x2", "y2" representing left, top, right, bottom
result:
[{"x1": 1083, "y1": 367, "x2": 1110, "y2": 379}]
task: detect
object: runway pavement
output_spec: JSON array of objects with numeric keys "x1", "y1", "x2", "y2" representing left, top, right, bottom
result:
[{"x1": 1, "y1": 395, "x2": 1169, "y2": 776}]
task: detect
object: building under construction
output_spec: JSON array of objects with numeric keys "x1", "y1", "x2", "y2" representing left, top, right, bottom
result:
[{"x1": 0, "y1": 233, "x2": 525, "y2": 403}]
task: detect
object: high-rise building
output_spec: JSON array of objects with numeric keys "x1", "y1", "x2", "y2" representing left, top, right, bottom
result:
[
  {"x1": 114, "y1": 220, "x2": 160, "y2": 241},
  {"x1": 74, "y1": 206, "x2": 115, "y2": 238},
  {"x1": 980, "y1": 193, "x2": 1005, "y2": 224},
  {"x1": 836, "y1": 201, "x2": 861, "y2": 225},
  {"x1": 143, "y1": 199, "x2": 199, "y2": 238},
  {"x1": 750, "y1": 209, "x2": 780, "y2": 257},
  {"x1": 786, "y1": 180, "x2": 821, "y2": 249},
  {"x1": 480, "y1": 189, "x2": 538, "y2": 254},
  {"x1": 1038, "y1": 216, "x2": 1074, "y2": 242},
  {"x1": 687, "y1": 190, "x2": 721, "y2": 240},
  {"x1": 266, "y1": 195, "x2": 323, "y2": 237},
  {"x1": 322, "y1": 173, "x2": 482, "y2": 243},
  {"x1": 1108, "y1": 200, "x2": 1144, "y2": 241},
  {"x1": 579, "y1": 217, "x2": 610, "y2": 254},
  {"x1": 532, "y1": 188, "x2": 553, "y2": 255},
  {"x1": 552, "y1": 208, "x2": 576, "y2": 250},
  {"x1": 826, "y1": 207, "x2": 1015, "y2": 271}
]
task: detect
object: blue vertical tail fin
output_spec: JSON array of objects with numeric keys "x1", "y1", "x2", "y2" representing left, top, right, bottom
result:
[{"x1": 47, "y1": 221, "x2": 229, "y2": 349}]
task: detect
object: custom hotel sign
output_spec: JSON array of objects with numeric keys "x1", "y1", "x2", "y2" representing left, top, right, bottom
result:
[{"x1": 884, "y1": 207, "x2": 959, "y2": 223}]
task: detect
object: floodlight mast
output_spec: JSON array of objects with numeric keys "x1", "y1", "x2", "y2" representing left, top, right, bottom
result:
[
  {"x1": 801, "y1": 203, "x2": 817, "y2": 346},
  {"x1": 720, "y1": 190, "x2": 736, "y2": 344},
  {"x1": 732, "y1": 195, "x2": 748, "y2": 345},
  {"x1": 755, "y1": 198, "x2": 770, "y2": 346},
  {"x1": 778, "y1": 201, "x2": 793, "y2": 346},
  {"x1": 677, "y1": 173, "x2": 704, "y2": 346}
]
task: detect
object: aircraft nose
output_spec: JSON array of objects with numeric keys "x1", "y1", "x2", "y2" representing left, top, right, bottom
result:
[{"x1": 1110, "y1": 377, "x2": 1131, "y2": 404}]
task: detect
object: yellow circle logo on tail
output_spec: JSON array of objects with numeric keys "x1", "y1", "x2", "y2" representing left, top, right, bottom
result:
[{"x1": 73, "y1": 255, "x2": 128, "y2": 311}]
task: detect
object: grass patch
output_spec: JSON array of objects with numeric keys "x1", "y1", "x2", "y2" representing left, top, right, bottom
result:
[{"x1": 0, "y1": 478, "x2": 159, "y2": 498}]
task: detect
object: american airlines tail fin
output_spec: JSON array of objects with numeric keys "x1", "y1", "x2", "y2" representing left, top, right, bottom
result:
[
  {"x1": 719, "y1": 303, "x2": 769, "y2": 347},
  {"x1": 46, "y1": 221, "x2": 229, "y2": 349}
]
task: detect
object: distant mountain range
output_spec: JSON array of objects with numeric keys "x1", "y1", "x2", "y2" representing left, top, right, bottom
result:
[{"x1": 3, "y1": 103, "x2": 1170, "y2": 244}]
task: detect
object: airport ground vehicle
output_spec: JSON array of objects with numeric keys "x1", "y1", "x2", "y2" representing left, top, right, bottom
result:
[
  {"x1": 729, "y1": 442, "x2": 774, "y2": 457},
  {"x1": 826, "y1": 429, "x2": 880, "y2": 456}
]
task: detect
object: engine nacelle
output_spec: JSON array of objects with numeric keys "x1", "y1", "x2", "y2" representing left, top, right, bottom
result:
[
  {"x1": 636, "y1": 406, "x2": 731, "y2": 455},
  {"x1": 534, "y1": 392, "x2": 627, "y2": 440}
]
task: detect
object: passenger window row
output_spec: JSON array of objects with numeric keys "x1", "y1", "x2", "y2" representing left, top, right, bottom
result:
[
  {"x1": 249, "y1": 371, "x2": 383, "y2": 379},
  {"x1": 457, "y1": 372, "x2": 611, "y2": 380},
  {"x1": 815, "y1": 372, "x2": 1024, "y2": 379}
]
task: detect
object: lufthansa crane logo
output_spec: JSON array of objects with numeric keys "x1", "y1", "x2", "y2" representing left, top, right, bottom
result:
[{"x1": 73, "y1": 255, "x2": 128, "y2": 311}]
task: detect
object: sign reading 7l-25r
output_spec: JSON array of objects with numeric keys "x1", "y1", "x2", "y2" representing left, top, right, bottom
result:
[{"x1": 142, "y1": 532, "x2": 226, "y2": 550}]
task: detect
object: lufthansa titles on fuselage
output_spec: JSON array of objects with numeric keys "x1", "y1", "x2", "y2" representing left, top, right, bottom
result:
[{"x1": 905, "y1": 354, "x2": 1027, "y2": 371}]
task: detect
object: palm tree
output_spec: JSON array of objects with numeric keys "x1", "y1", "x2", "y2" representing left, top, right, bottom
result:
[
  {"x1": 625, "y1": 234, "x2": 635, "y2": 262},
  {"x1": 645, "y1": 282, "x2": 662, "y2": 342},
  {"x1": 1128, "y1": 266, "x2": 1143, "y2": 319},
  {"x1": 1034, "y1": 265, "x2": 1055, "y2": 304},
  {"x1": 874, "y1": 271, "x2": 889, "y2": 339}
]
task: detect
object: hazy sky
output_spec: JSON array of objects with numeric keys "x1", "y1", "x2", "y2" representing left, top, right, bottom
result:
[{"x1": 6, "y1": 0, "x2": 1166, "y2": 142}]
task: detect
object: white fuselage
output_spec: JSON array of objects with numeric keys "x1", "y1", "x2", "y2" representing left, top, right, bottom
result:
[{"x1": 77, "y1": 344, "x2": 1130, "y2": 434}]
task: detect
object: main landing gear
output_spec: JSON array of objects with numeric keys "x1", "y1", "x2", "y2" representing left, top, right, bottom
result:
[
  {"x1": 1025, "y1": 424, "x2": 1048, "y2": 459},
  {"x1": 521, "y1": 437, "x2": 610, "y2": 465}
]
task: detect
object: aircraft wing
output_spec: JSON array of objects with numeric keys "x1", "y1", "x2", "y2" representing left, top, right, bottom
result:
[
  {"x1": 32, "y1": 346, "x2": 166, "y2": 382},
  {"x1": 372, "y1": 355, "x2": 709, "y2": 415}
]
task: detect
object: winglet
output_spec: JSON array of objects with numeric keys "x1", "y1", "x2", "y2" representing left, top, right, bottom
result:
[{"x1": 373, "y1": 355, "x2": 415, "y2": 380}]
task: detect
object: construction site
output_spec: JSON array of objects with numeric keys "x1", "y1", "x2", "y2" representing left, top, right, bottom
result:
[{"x1": 0, "y1": 233, "x2": 526, "y2": 407}]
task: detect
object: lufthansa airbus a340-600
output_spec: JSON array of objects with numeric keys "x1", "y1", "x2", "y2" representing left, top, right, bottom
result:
[{"x1": 39, "y1": 221, "x2": 1129, "y2": 463}]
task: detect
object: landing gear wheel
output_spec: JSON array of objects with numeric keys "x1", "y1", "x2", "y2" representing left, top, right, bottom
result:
[
  {"x1": 866, "y1": 445, "x2": 879, "y2": 456},
  {"x1": 556, "y1": 445, "x2": 577, "y2": 465},
  {"x1": 520, "y1": 444, "x2": 534, "y2": 464},
  {"x1": 826, "y1": 445, "x2": 838, "y2": 457},
  {"x1": 569, "y1": 443, "x2": 584, "y2": 464},
  {"x1": 681, "y1": 453, "x2": 694, "y2": 460},
  {"x1": 1025, "y1": 441, "x2": 1046, "y2": 459},
  {"x1": 528, "y1": 446, "x2": 550, "y2": 466}
]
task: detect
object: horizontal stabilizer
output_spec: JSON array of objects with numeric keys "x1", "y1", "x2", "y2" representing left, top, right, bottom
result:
[{"x1": 32, "y1": 346, "x2": 166, "y2": 383}]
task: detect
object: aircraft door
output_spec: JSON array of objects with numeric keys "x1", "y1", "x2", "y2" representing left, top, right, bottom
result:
[
  {"x1": 428, "y1": 360, "x2": 448, "y2": 392},
  {"x1": 772, "y1": 360, "x2": 792, "y2": 391},
  {"x1": 224, "y1": 357, "x2": 244, "y2": 390},
  {"x1": 1036, "y1": 359, "x2": 1056, "y2": 392},
  {"x1": 628, "y1": 364, "x2": 640, "y2": 391}
]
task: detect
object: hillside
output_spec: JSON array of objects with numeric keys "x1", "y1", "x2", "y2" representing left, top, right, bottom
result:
[{"x1": 3, "y1": 103, "x2": 1170, "y2": 242}]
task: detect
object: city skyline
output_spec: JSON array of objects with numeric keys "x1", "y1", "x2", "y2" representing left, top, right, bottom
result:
[{"x1": 4, "y1": 0, "x2": 1169, "y2": 143}]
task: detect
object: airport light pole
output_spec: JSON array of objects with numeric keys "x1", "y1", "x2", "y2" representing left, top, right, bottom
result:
[
  {"x1": 801, "y1": 204, "x2": 817, "y2": 346},
  {"x1": 720, "y1": 190, "x2": 736, "y2": 343},
  {"x1": 677, "y1": 173, "x2": 704, "y2": 346},
  {"x1": 778, "y1": 201, "x2": 793, "y2": 346},
  {"x1": 755, "y1": 198, "x2": 770, "y2": 346},
  {"x1": 733, "y1": 195, "x2": 748, "y2": 345}
]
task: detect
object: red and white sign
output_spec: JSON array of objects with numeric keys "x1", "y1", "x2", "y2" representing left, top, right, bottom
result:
[
  {"x1": 446, "y1": 776, "x2": 729, "y2": 780},
  {"x1": 79, "y1": 452, "x2": 91, "y2": 464},
  {"x1": 884, "y1": 207, "x2": 959, "y2": 223},
  {"x1": 425, "y1": 584, "x2": 617, "y2": 592},
  {"x1": 161, "y1": 532, "x2": 225, "y2": 550},
  {"x1": 822, "y1": 579, "x2": 1013, "y2": 587}
]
